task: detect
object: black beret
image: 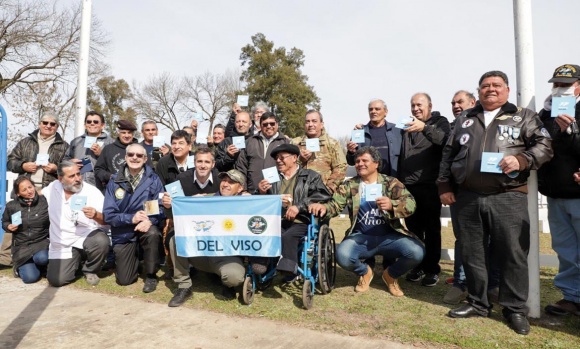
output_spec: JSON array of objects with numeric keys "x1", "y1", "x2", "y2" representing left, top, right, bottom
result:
[
  {"x1": 117, "y1": 120, "x2": 137, "y2": 131},
  {"x1": 270, "y1": 144, "x2": 300, "y2": 158}
]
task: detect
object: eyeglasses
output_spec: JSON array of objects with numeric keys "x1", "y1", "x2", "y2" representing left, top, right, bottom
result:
[
  {"x1": 86, "y1": 120, "x2": 100, "y2": 124},
  {"x1": 41, "y1": 121, "x2": 57, "y2": 127},
  {"x1": 126, "y1": 152, "x2": 145, "y2": 158},
  {"x1": 261, "y1": 122, "x2": 276, "y2": 127},
  {"x1": 275, "y1": 154, "x2": 294, "y2": 161},
  {"x1": 368, "y1": 107, "x2": 382, "y2": 111}
]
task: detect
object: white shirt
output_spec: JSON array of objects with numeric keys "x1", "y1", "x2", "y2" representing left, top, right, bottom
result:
[
  {"x1": 483, "y1": 108, "x2": 501, "y2": 128},
  {"x1": 194, "y1": 172, "x2": 213, "y2": 189},
  {"x1": 43, "y1": 181, "x2": 106, "y2": 259}
]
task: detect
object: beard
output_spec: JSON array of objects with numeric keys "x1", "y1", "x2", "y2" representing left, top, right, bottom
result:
[{"x1": 63, "y1": 181, "x2": 83, "y2": 193}]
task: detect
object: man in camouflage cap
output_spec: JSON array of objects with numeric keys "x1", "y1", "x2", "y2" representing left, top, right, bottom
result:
[
  {"x1": 291, "y1": 110, "x2": 347, "y2": 193},
  {"x1": 309, "y1": 146, "x2": 424, "y2": 297}
]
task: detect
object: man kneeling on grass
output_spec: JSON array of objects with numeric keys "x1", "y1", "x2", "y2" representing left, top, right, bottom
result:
[{"x1": 309, "y1": 146, "x2": 424, "y2": 296}]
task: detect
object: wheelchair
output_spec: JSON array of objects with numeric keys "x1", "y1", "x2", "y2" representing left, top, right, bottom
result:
[{"x1": 242, "y1": 215, "x2": 337, "y2": 309}]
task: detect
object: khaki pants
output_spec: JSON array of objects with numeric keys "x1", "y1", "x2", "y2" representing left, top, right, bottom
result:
[{"x1": 0, "y1": 232, "x2": 13, "y2": 267}]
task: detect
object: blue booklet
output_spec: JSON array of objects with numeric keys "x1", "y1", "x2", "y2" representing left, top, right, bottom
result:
[
  {"x1": 80, "y1": 158, "x2": 93, "y2": 175},
  {"x1": 551, "y1": 96, "x2": 576, "y2": 117},
  {"x1": 236, "y1": 95, "x2": 249, "y2": 107},
  {"x1": 165, "y1": 181, "x2": 185, "y2": 198},
  {"x1": 36, "y1": 153, "x2": 49, "y2": 166},
  {"x1": 70, "y1": 195, "x2": 87, "y2": 211},
  {"x1": 364, "y1": 184, "x2": 382, "y2": 202},
  {"x1": 395, "y1": 116, "x2": 414, "y2": 129},
  {"x1": 305, "y1": 138, "x2": 320, "y2": 152},
  {"x1": 262, "y1": 167, "x2": 280, "y2": 184},
  {"x1": 84, "y1": 136, "x2": 97, "y2": 148},
  {"x1": 480, "y1": 152, "x2": 503, "y2": 173},
  {"x1": 351, "y1": 130, "x2": 365, "y2": 143},
  {"x1": 232, "y1": 136, "x2": 246, "y2": 149},
  {"x1": 153, "y1": 136, "x2": 165, "y2": 148},
  {"x1": 11, "y1": 211, "x2": 22, "y2": 225},
  {"x1": 186, "y1": 155, "x2": 195, "y2": 168}
]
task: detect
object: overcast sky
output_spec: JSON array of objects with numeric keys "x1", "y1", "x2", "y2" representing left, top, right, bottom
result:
[{"x1": 66, "y1": 0, "x2": 580, "y2": 139}]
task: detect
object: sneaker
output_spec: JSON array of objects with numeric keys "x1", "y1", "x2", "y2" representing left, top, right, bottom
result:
[
  {"x1": 142, "y1": 277, "x2": 158, "y2": 293},
  {"x1": 405, "y1": 268, "x2": 425, "y2": 282},
  {"x1": 168, "y1": 287, "x2": 193, "y2": 307},
  {"x1": 221, "y1": 286, "x2": 236, "y2": 300},
  {"x1": 85, "y1": 273, "x2": 100, "y2": 286},
  {"x1": 445, "y1": 277, "x2": 454, "y2": 285},
  {"x1": 421, "y1": 273, "x2": 439, "y2": 287},
  {"x1": 444, "y1": 286, "x2": 467, "y2": 304},
  {"x1": 382, "y1": 268, "x2": 404, "y2": 297},
  {"x1": 545, "y1": 299, "x2": 580, "y2": 316},
  {"x1": 355, "y1": 265, "x2": 373, "y2": 292}
]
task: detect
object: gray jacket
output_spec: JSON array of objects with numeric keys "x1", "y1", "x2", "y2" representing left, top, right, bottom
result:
[{"x1": 64, "y1": 132, "x2": 114, "y2": 185}]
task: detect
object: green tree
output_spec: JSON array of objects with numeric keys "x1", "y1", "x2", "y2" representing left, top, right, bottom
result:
[
  {"x1": 87, "y1": 76, "x2": 137, "y2": 138},
  {"x1": 240, "y1": 33, "x2": 320, "y2": 137}
]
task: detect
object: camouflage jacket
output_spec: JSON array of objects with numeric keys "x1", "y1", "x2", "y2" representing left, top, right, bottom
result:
[
  {"x1": 291, "y1": 129, "x2": 347, "y2": 194},
  {"x1": 324, "y1": 174, "x2": 419, "y2": 240}
]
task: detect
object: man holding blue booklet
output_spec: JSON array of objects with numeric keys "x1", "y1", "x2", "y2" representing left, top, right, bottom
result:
[
  {"x1": 538, "y1": 64, "x2": 580, "y2": 317},
  {"x1": 438, "y1": 71, "x2": 552, "y2": 335}
]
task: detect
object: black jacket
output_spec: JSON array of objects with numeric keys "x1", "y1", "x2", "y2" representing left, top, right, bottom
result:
[
  {"x1": 266, "y1": 168, "x2": 331, "y2": 224},
  {"x1": 215, "y1": 134, "x2": 251, "y2": 172},
  {"x1": 7, "y1": 130, "x2": 69, "y2": 188},
  {"x1": 1, "y1": 194, "x2": 50, "y2": 270},
  {"x1": 235, "y1": 133, "x2": 289, "y2": 192},
  {"x1": 538, "y1": 99, "x2": 580, "y2": 198},
  {"x1": 155, "y1": 152, "x2": 194, "y2": 186},
  {"x1": 398, "y1": 112, "x2": 450, "y2": 186},
  {"x1": 94, "y1": 137, "x2": 138, "y2": 192},
  {"x1": 438, "y1": 102, "x2": 553, "y2": 195}
]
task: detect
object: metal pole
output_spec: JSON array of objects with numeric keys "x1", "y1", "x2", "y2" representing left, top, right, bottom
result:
[
  {"x1": 0, "y1": 104, "x2": 8, "y2": 243},
  {"x1": 75, "y1": 0, "x2": 93, "y2": 138},
  {"x1": 513, "y1": 0, "x2": 541, "y2": 319}
]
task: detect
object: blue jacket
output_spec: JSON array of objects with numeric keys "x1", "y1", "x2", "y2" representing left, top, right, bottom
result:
[
  {"x1": 346, "y1": 121, "x2": 403, "y2": 177},
  {"x1": 103, "y1": 165, "x2": 165, "y2": 245}
]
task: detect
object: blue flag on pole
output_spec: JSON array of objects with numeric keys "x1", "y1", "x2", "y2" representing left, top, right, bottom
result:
[{"x1": 172, "y1": 195, "x2": 282, "y2": 257}]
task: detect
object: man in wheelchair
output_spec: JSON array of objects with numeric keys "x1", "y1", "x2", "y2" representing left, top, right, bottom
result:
[
  {"x1": 309, "y1": 146, "x2": 424, "y2": 296},
  {"x1": 255, "y1": 144, "x2": 332, "y2": 279}
]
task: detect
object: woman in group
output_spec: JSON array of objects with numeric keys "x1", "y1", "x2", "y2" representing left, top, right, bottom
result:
[{"x1": 1, "y1": 176, "x2": 50, "y2": 283}]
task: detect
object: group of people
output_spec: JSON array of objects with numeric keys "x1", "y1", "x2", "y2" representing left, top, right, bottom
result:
[{"x1": 2, "y1": 66, "x2": 579, "y2": 336}]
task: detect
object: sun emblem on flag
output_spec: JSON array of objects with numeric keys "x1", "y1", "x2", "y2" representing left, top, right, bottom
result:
[{"x1": 223, "y1": 219, "x2": 235, "y2": 231}]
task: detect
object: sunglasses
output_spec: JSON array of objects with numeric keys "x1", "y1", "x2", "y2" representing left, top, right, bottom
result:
[
  {"x1": 261, "y1": 122, "x2": 276, "y2": 127},
  {"x1": 41, "y1": 121, "x2": 57, "y2": 127},
  {"x1": 126, "y1": 152, "x2": 145, "y2": 159},
  {"x1": 86, "y1": 120, "x2": 100, "y2": 124},
  {"x1": 275, "y1": 154, "x2": 294, "y2": 161}
]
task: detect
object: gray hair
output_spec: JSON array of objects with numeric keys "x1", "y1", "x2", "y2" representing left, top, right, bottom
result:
[
  {"x1": 251, "y1": 101, "x2": 270, "y2": 114},
  {"x1": 40, "y1": 112, "x2": 59, "y2": 125},
  {"x1": 411, "y1": 92, "x2": 432, "y2": 104},
  {"x1": 57, "y1": 160, "x2": 79, "y2": 177},
  {"x1": 453, "y1": 90, "x2": 476, "y2": 102},
  {"x1": 368, "y1": 99, "x2": 388, "y2": 110},
  {"x1": 141, "y1": 120, "x2": 157, "y2": 131},
  {"x1": 305, "y1": 109, "x2": 323, "y2": 122},
  {"x1": 126, "y1": 143, "x2": 147, "y2": 157}
]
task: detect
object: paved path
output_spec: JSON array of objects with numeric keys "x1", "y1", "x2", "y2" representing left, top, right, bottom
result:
[{"x1": 0, "y1": 276, "x2": 415, "y2": 349}]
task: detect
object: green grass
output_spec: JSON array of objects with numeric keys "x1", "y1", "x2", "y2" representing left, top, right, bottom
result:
[{"x1": 2, "y1": 217, "x2": 577, "y2": 349}]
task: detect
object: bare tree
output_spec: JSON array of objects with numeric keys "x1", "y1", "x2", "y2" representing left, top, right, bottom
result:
[
  {"x1": 183, "y1": 70, "x2": 242, "y2": 136},
  {"x1": 0, "y1": 0, "x2": 109, "y2": 96},
  {"x1": 132, "y1": 72, "x2": 189, "y2": 132},
  {"x1": 8, "y1": 81, "x2": 75, "y2": 148}
]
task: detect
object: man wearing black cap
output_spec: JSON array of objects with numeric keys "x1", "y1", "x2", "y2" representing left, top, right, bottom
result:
[
  {"x1": 235, "y1": 112, "x2": 289, "y2": 192},
  {"x1": 163, "y1": 169, "x2": 243, "y2": 306},
  {"x1": 538, "y1": 64, "x2": 580, "y2": 317},
  {"x1": 255, "y1": 144, "x2": 331, "y2": 278},
  {"x1": 94, "y1": 120, "x2": 138, "y2": 192}
]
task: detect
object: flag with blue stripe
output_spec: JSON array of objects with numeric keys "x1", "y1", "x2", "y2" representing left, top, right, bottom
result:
[{"x1": 172, "y1": 195, "x2": 282, "y2": 257}]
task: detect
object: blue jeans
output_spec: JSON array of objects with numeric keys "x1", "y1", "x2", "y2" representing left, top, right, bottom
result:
[
  {"x1": 336, "y1": 231, "x2": 424, "y2": 278},
  {"x1": 18, "y1": 249, "x2": 49, "y2": 284},
  {"x1": 548, "y1": 197, "x2": 580, "y2": 303}
]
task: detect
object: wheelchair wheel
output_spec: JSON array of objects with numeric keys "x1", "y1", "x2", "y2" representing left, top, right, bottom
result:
[
  {"x1": 242, "y1": 276, "x2": 254, "y2": 305},
  {"x1": 302, "y1": 279, "x2": 314, "y2": 310},
  {"x1": 317, "y1": 225, "x2": 336, "y2": 294}
]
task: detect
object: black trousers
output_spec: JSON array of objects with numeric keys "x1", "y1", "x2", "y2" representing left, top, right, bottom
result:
[
  {"x1": 455, "y1": 189, "x2": 530, "y2": 315},
  {"x1": 276, "y1": 222, "x2": 308, "y2": 273},
  {"x1": 404, "y1": 183, "x2": 441, "y2": 274},
  {"x1": 113, "y1": 225, "x2": 161, "y2": 286}
]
